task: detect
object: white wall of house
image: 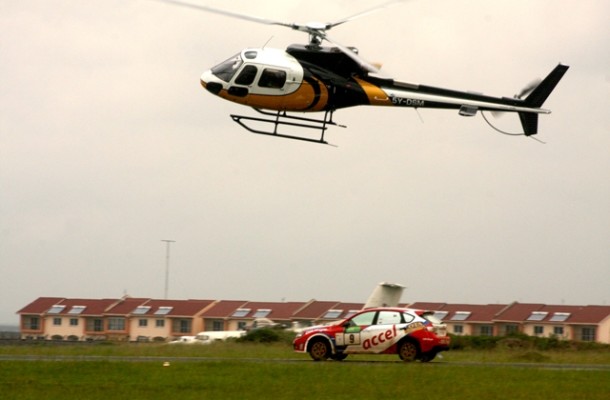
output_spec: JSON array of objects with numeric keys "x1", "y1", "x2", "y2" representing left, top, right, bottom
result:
[
  {"x1": 43, "y1": 316, "x2": 84, "y2": 340},
  {"x1": 597, "y1": 317, "x2": 610, "y2": 344},
  {"x1": 128, "y1": 317, "x2": 170, "y2": 341}
]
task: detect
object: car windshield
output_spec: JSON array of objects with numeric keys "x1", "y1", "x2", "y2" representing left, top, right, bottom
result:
[{"x1": 211, "y1": 53, "x2": 243, "y2": 82}]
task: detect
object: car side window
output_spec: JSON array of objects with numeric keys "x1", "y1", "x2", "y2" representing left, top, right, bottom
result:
[
  {"x1": 349, "y1": 311, "x2": 376, "y2": 327},
  {"x1": 402, "y1": 312, "x2": 415, "y2": 324},
  {"x1": 377, "y1": 311, "x2": 402, "y2": 325}
]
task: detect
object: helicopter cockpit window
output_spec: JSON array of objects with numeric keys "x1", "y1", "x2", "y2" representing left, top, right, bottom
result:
[
  {"x1": 211, "y1": 53, "x2": 243, "y2": 82},
  {"x1": 258, "y1": 68, "x2": 287, "y2": 89},
  {"x1": 234, "y1": 65, "x2": 258, "y2": 86}
]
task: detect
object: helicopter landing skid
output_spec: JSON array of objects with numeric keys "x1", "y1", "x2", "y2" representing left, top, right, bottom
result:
[{"x1": 230, "y1": 109, "x2": 345, "y2": 145}]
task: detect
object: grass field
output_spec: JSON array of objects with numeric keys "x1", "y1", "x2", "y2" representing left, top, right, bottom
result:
[{"x1": 2, "y1": 341, "x2": 609, "y2": 400}]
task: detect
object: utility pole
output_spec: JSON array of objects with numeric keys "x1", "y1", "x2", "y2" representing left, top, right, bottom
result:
[{"x1": 161, "y1": 240, "x2": 175, "y2": 299}]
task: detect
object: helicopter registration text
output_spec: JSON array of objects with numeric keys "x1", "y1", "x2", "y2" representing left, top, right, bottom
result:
[{"x1": 390, "y1": 96, "x2": 425, "y2": 107}]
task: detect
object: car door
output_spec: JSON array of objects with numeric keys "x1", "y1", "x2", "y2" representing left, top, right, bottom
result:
[
  {"x1": 335, "y1": 311, "x2": 376, "y2": 350},
  {"x1": 358, "y1": 310, "x2": 404, "y2": 353}
]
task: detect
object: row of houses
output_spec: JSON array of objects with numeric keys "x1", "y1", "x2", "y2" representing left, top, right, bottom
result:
[{"x1": 17, "y1": 296, "x2": 610, "y2": 343}]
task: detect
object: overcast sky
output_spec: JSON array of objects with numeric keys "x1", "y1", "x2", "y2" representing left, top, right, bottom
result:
[{"x1": 1, "y1": 0, "x2": 609, "y2": 325}]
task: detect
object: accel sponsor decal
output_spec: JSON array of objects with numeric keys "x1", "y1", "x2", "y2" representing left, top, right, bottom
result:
[{"x1": 362, "y1": 325, "x2": 398, "y2": 350}]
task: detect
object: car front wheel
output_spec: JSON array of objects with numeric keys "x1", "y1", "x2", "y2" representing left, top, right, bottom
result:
[
  {"x1": 309, "y1": 339, "x2": 331, "y2": 361},
  {"x1": 398, "y1": 341, "x2": 418, "y2": 362},
  {"x1": 330, "y1": 353, "x2": 348, "y2": 361}
]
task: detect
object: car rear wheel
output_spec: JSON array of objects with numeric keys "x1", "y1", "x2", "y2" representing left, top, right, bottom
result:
[
  {"x1": 398, "y1": 341, "x2": 418, "y2": 362},
  {"x1": 309, "y1": 339, "x2": 331, "y2": 361}
]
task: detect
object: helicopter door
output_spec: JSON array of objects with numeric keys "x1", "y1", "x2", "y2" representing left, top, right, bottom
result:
[{"x1": 228, "y1": 65, "x2": 258, "y2": 97}]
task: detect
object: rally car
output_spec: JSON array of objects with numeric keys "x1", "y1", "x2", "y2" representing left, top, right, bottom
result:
[{"x1": 293, "y1": 307, "x2": 450, "y2": 362}]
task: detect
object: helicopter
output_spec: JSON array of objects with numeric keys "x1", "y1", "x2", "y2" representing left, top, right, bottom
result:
[{"x1": 156, "y1": 0, "x2": 568, "y2": 145}]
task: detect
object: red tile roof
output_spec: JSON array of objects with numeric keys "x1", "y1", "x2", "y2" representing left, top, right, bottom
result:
[
  {"x1": 16, "y1": 297, "x2": 64, "y2": 314},
  {"x1": 408, "y1": 302, "x2": 447, "y2": 311},
  {"x1": 57, "y1": 299, "x2": 118, "y2": 316},
  {"x1": 105, "y1": 297, "x2": 150, "y2": 315},
  {"x1": 141, "y1": 299, "x2": 215, "y2": 317},
  {"x1": 570, "y1": 306, "x2": 610, "y2": 324},
  {"x1": 239, "y1": 301, "x2": 307, "y2": 320},
  {"x1": 441, "y1": 304, "x2": 509, "y2": 323},
  {"x1": 493, "y1": 302, "x2": 546, "y2": 322},
  {"x1": 408, "y1": 302, "x2": 509, "y2": 322},
  {"x1": 200, "y1": 300, "x2": 249, "y2": 318},
  {"x1": 292, "y1": 301, "x2": 341, "y2": 319},
  {"x1": 16, "y1": 297, "x2": 610, "y2": 326}
]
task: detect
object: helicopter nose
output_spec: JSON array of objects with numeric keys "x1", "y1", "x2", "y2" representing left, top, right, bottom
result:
[{"x1": 200, "y1": 70, "x2": 223, "y2": 95}]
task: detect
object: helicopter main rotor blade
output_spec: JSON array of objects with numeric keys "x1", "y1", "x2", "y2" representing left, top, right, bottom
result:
[
  {"x1": 153, "y1": 0, "x2": 294, "y2": 28},
  {"x1": 328, "y1": 0, "x2": 409, "y2": 29}
]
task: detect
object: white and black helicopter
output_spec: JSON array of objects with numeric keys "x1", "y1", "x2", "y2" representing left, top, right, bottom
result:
[{"x1": 157, "y1": 0, "x2": 568, "y2": 144}]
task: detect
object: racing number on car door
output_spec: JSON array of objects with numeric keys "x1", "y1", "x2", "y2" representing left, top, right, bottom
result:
[
  {"x1": 337, "y1": 326, "x2": 361, "y2": 346},
  {"x1": 345, "y1": 326, "x2": 361, "y2": 345}
]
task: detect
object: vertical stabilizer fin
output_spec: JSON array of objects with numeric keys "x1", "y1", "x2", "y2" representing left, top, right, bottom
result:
[
  {"x1": 518, "y1": 64, "x2": 569, "y2": 135},
  {"x1": 364, "y1": 282, "x2": 405, "y2": 309}
]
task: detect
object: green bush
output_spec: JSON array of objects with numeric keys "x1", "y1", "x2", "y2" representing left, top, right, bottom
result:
[
  {"x1": 237, "y1": 328, "x2": 296, "y2": 344},
  {"x1": 449, "y1": 334, "x2": 610, "y2": 352}
]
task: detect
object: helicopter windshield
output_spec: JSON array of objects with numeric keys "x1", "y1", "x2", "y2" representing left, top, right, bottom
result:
[{"x1": 211, "y1": 53, "x2": 243, "y2": 82}]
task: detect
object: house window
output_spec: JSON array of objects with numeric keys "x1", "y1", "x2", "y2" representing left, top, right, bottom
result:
[
  {"x1": 231, "y1": 308, "x2": 250, "y2": 318},
  {"x1": 53, "y1": 318, "x2": 62, "y2": 326},
  {"x1": 253, "y1": 309, "x2": 271, "y2": 318},
  {"x1": 132, "y1": 306, "x2": 151, "y2": 315},
  {"x1": 23, "y1": 317, "x2": 39, "y2": 330},
  {"x1": 70, "y1": 318, "x2": 78, "y2": 326},
  {"x1": 581, "y1": 327, "x2": 596, "y2": 342},
  {"x1": 451, "y1": 311, "x2": 471, "y2": 321},
  {"x1": 173, "y1": 319, "x2": 192, "y2": 333},
  {"x1": 534, "y1": 326, "x2": 544, "y2": 335},
  {"x1": 47, "y1": 305, "x2": 66, "y2": 314},
  {"x1": 453, "y1": 325, "x2": 463, "y2": 334},
  {"x1": 527, "y1": 312, "x2": 548, "y2": 321},
  {"x1": 322, "y1": 309, "x2": 342, "y2": 319},
  {"x1": 504, "y1": 325, "x2": 519, "y2": 335},
  {"x1": 553, "y1": 326, "x2": 564, "y2": 336},
  {"x1": 480, "y1": 325, "x2": 494, "y2": 336},
  {"x1": 433, "y1": 311, "x2": 449, "y2": 320},
  {"x1": 107, "y1": 318, "x2": 126, "y2": 331},
  {"x1": 156, "y1": 319, "x2": 165, "y2": 328},
  {"x1": 155, "y1": 307, "x2": 173, "y2": 316},
  {"x1": 68, "y1": 306, "x2": 86, "y2": 315},
  {"x1": 139, "y1": 319, "x2": 148, "y2": 327},
  {"x1": 86, "y1": 319, "x2": 104, "y2": 332},
  {"x1": 93, "y1": 319, "x2": 103, "y2": 332},
  {"x1": 237, "y1": 321, "x2": 247, "y2": 330},
  {"x1": 549, "y1": 312, "x2": 570, "y2": 322},
  {"x1": 212, "y1": 320, "x2": 224, "y2": 331}
]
